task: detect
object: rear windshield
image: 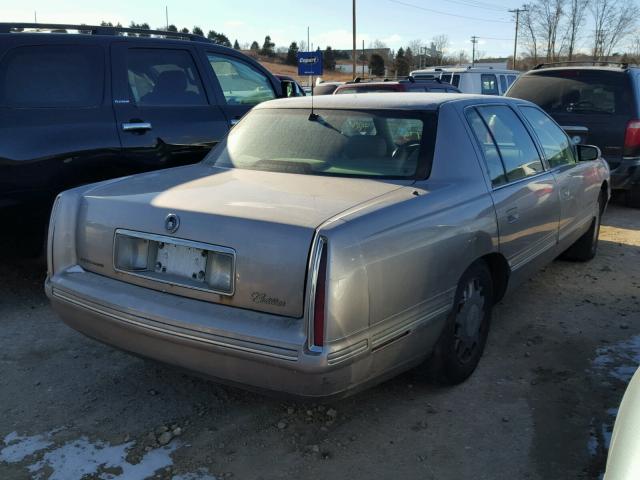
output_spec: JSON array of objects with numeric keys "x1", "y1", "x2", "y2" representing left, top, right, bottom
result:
[
  {"x1": 507, "y1": 70, "x2": 633, "y2": 115},
  {"x1": 205, "y1": 108, "x2": 436, "y2": 179}
]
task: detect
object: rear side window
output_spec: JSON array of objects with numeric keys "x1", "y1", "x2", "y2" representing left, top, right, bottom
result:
[
  {"x1": 481, "y1": 74, "x2": 499, "y2": 95},
  {"x1": 126, "y1": 49, "x2": 207, "y2": 106},
  {"x1": 0, "y1": 45, "x2": 103, "y2": 107},
  {"x1": 466, "y1": 109, "x2": 507, "y2": 186},
  {"x1": 208, "y1": 54, "x2": 275, "y2": 106},
  {"x1": 469, "y1": 105, "x2": 544, "y2": 184},
  {"x1": 452, "y1": 74, "x2": 460, "y2": 87},
  {"x1": 520, "y1": 106, "x2": 576, "y2": 168},
  {"x1": 507, "y1": 70, "x2": 632, "y2": 115}
]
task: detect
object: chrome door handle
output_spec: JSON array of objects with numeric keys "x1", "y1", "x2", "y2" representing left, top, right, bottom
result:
[
  {"x1": 562, "y1": 188, "x2": 571, "y2": 199},
  {"x1": 122, "y1": 122, "x2": 152, "y2": 131}
]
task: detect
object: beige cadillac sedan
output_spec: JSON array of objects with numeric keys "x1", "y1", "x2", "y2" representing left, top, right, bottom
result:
[{"x1": 46, "y1": 94, "x2": 610, "y2": 398}]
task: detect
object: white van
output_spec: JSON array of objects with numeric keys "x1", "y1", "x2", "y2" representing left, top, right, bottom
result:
[{"x1": 410, "y1": 66, "x2": 519, "y2": 95}]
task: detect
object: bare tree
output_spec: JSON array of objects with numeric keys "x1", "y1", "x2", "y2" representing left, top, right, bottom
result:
[
  {"x1": 532, "y1": 0, "x2": 566, "y2": 62},
  {"x1": 431, "y1": 34, "x2": 449, "y2": 65},
  {"x1": 591, "y1": 0, "x2": 638, "y2": 60},
  {"x1": 565, "y1": 0, "x2": 589, "y2": 59},
  {"x1": 369, "y1": 39, "x2": 388, "y2": 50},
  {"x1": 520, "y1": 6, "x2": 540, "y2": 63},
  {"x1": 407, "y1": 39, "x2": 424, "y2": 69}
]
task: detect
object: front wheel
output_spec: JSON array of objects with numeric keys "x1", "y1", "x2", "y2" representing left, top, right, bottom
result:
[{"x1": 429, "y1": 261, "x2": 493, "y2": 385}]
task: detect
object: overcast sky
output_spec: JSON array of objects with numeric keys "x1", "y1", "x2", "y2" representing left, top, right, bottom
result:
[{"x1": 1, "y1": 0, "x2": 562, "y2": 58}]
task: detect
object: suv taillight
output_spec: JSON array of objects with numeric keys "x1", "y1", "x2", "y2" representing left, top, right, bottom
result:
[
  {"x1": 624, "y1": 120, "x2": 640, "y2": 156},
  {"x1": 312, "y1": 240, "x2": 327, "y2": 348}
]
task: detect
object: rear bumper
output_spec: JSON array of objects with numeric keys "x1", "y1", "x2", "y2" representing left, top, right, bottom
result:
[
  {"x1": 45, "y1": 268, "x2": 438, "y2": 398},
  {"x1": 608, "y1": 157, "x2": 640, "y2": 191}
]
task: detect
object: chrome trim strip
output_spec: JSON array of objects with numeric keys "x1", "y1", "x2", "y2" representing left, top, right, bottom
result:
[
  {"x1": 560, "y1": 125, "x2": 588, "y2": 132},
  {"x1": 307, "y1": 235, "x2": 326, "y2": 353},
  {"x1": 52, "y1": 288, "x2": 299, "y2": 362},
  {"x1": 371, "y1": 287, "x2": 455, "y2": 350},
  {"x1": 327, "y1": 339, "x2": 369, "y2": 365},
  {"x1": 509, "y1": 230, "x2": 557, "y2": 271},
  {"x1": 112, "y1": 229, "x2": 236, "y2": 297}
]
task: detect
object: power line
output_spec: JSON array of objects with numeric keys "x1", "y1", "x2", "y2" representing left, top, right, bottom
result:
[
  {"x1": 437, "y1": 0, "x2": 506, "y2": 12},
  {"x1": 387, "y1": 0, "x2": 512, "y2": 24}
]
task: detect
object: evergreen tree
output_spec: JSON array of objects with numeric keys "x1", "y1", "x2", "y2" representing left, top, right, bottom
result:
[
  {"x1": 250, "y1": 41, "x2": 260, "y2": 51},
  {"x1": 395, "y1": 47, "x2": 410, "y2": 76},
  {"x1": 233, "y1": 39, "x2": 241, "y2": 50},
  {"x1": 261, "y1": 35, "x2": 275, "y2": 56},
  {"x1": 323, "y1": 46, "x2": 336, "y2": 70},
  {"x1": 180, "y1": 27, "x2": 190, "y2": 34},
  {"x1": 369, "y1": 53, "x2": 385, "y2": 76},
  {"x1": 192, "y1": 26, "x2": 204, "y2": 36},
  {"x1": 167, "y1": 24, "x2": 177, "y2": 32},
  {"x1": 207, "y1": 30, "x2": 232, "y2": 47},
  {"x1": 286, "y1": 42, "x2": 299, "y2": 65}
]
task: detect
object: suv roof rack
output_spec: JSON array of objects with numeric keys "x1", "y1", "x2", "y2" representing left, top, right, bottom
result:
[
  {"x1": 532, "y1": 60, "x2": 634, "y2": 70},
  {"x1": 0, "y1": 22, "x2": 211, "y2": 43}
]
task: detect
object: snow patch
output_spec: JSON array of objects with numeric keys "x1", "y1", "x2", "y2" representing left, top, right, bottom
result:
[{"x1": 0, "y1": 431, "x2": 53, "y2": 463}]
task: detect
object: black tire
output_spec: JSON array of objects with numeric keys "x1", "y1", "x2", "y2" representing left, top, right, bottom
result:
[
  {"x1": 563, "y1": 193, "x2": 604, "y2": 261},
  {"x1": 429, "y1": 261, "x2": 494, "y2": 385},
  {"x1": 626, "y1": 184, "x2": 640, "y2": 208}
]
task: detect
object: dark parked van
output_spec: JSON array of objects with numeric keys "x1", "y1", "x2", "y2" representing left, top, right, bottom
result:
[
  {"x1": 0, "y1": 23, "x2": 294, "y2": 253},
  {"x1": 506, "y1": 63, "x2": 640, "y2": 207}
]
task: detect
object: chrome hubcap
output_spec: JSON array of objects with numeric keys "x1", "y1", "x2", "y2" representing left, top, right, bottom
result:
[{"x1": 454, "y1": 278, "x2": 486, "y2": 364}]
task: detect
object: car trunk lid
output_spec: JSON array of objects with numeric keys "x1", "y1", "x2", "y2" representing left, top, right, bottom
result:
[{"x1": 75, "y1": 164, "x2": 406, "y2": 317}]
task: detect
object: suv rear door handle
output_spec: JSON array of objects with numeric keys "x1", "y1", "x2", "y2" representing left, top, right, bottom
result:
[{"x1": 122, "y1": 122, "x2": 152, "y2": 131}]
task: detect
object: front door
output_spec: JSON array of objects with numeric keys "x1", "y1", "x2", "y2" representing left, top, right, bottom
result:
[
  {"x1": 111, "y1": 42, "x2": 229, "y2": 173},
  {"x1": 203, "y1": 52, "x2": 277, "y2": 126},
  {"x1": 520, "y1": 105, "x2": 597, "y2": 244}
]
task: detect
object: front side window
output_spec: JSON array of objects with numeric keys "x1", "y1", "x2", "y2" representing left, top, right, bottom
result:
[
  {"x1": 521, "y1": 106, "x2": 576, "y2": 168},
  {"x1": 207, "y1": 54, "x2": 275, "y2": 106},
  {"x1": 0, "y1": 45, "x2": 103, "y2": 107},
  {"x1": 205, "y1": 108, "x2": 433, "y2": 179},
  {"x1": 474, "y1": 105, "x2": 544, "y2": 183},
  {"x1": 126, "y1": 49, "x2": 206, "y2": 106},
  {"x1": 481, "y1": 74, "x2": 499, "y2": 95}
]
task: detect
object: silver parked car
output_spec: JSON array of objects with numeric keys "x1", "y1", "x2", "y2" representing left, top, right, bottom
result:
[{"x1": 46, "y1": 94, "x2": 610, "y2": 398}]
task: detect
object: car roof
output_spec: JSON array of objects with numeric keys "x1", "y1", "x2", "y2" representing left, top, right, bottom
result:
[
  {"x1": 256, "y1": 92, "x2": 526, "y2": 111},
  {"x1": 523, "y1": 66, "x2": 633, "y2": 74}
]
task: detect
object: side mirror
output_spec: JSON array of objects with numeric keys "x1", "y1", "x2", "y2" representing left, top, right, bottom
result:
[
  {"x1": 577, "y1": 144, "x2": 601, "y2": 162},
  {"x1": 280, "y1": 80, "x2": 296, "y2": 98}
]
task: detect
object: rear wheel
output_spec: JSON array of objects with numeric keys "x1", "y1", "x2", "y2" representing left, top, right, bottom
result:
[
  {"x1": 563, "y1": 192, "x2": 604, "y2": 261},
  {"x1": 429, "y1": 261, "x2": 493, "y2": 384}
]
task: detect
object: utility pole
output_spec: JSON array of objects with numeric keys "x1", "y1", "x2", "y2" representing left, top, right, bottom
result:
[
  {"x1": 34, "y1": 11, "x2": 37, "y2": 23},
  {"x1": 509, "y1": 7, "x2": 527, "y2": 70},
  {"x1": 165, "y1": 5, "x2": 169, "y2": 30},
  {"x1": 352, "y1": 0, "x2": 357, "y2": 80},
  {"x1": 471, "y1": 36, "x2": 478, "y2": 66},
  {"x1": 362, "y1": 39, "x2": 365, "y2": 78}
]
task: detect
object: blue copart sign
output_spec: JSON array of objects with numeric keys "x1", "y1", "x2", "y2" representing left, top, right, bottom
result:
[{"x1": 297, "y1": 51, "x2": 323, "y2": 76}]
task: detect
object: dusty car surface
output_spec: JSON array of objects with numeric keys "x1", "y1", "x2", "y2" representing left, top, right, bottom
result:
[{"x1": 46, "y1": 93, "x2": 610, "y2": 398}]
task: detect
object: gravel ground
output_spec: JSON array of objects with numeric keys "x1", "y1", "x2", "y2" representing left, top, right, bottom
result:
[{"x1": 1, "y1": 203, "x2": 639, "y2": 480}]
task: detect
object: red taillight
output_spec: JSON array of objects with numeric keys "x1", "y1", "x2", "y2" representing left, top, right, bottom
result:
[
  {"x1": 312, "y1": 242, "x2": 327, "y2": 348},
  {"x1": 624, "y1": 120, "x2": 640, "y2": 153}
]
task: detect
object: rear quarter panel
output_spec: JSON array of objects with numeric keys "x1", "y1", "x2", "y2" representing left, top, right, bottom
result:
[{"x1": 320, "y1": 102, "x2": 498, "y2": 346}]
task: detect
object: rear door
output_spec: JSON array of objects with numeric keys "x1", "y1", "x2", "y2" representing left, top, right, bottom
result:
[
  {"x1": 466, "y1": 104, "x2": 560, "y2": 282},
  {"x1": 506, "y1": 70, "x2": 634, "y2": 167},
  {"x1": 111, "y1": 42, "x2": 229, "y2": 171},
  {"x1": 203, "y1": 51, "x2": 277, "y2": 126}
]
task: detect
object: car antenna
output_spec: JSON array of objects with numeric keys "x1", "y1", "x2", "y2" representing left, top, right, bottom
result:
[{"x1": 309, "y1": 75, "x2": 318, "y2": 121}]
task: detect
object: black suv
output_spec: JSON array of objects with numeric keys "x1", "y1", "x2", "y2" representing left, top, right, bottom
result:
[
  {"x1": 0, "y1": 23, "x2": 294, "y2": 253},
  {"x1": 506, "y1": 62, "x2": 640, "y2": 207}
]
